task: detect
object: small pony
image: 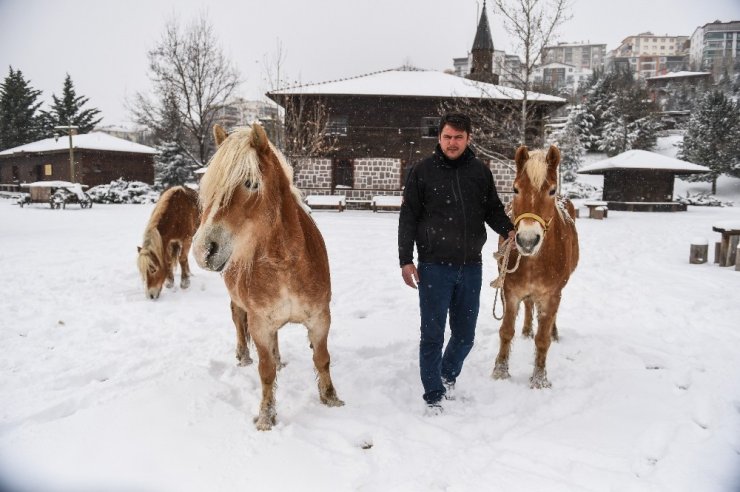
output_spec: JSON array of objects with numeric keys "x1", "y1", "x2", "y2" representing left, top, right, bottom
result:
[
  {"x1": 193, "y1": 123, "x2": 343, "y2": 431},
  {"x1": 137, "y1": 186, "x2": 200, "y2": 300},
  {"x1": 492, "y1": 145, "x2": 579, "y2": 388}
]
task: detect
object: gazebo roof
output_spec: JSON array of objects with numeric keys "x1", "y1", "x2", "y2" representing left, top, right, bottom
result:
[{"x1": 578, "y1": 150, "x2": 710, "y2": 175}]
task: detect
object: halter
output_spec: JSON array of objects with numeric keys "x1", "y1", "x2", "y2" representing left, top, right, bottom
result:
[{"x1": 513, "y1": 212, "x2": 553, "y2": 234}]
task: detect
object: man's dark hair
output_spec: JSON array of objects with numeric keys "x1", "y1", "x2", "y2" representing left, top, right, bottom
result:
[{"x1": 438, "y1": 112, "x2": 472, "y2": 134}]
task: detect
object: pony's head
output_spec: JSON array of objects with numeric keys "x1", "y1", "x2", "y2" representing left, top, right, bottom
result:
[
  {"x1": 193, "y1": 123, "x2": 299, "y2": 273},
  {"x1": 510, "y1": 145, "x2": 561, "y2": 257},
  {"x1": 137, "y1": 228, "x2": 181, "y2": 299}
]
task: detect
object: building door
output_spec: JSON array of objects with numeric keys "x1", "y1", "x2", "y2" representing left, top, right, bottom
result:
[{"x1": 332, "y1": 158, "x2": 354, "y2": 191}]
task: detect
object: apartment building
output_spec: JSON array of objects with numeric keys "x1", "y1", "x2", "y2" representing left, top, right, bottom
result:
[
  {"x1": 690, "y1": 20, "x2": 740, "y2": 76},
  {"x1": 609, "y1": 32, "x2": 690, "y2": 79},
  {"x1": 541, "y1": 42, "x2": 607, "y2": 70}
]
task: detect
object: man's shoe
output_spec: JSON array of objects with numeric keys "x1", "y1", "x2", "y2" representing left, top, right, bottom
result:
[
  {"x1": 425, "y1": 402, "x2": 444, "y2": 416},
  {"x1": 443, "y1": 379, "x2": 456, "y2": 400}
]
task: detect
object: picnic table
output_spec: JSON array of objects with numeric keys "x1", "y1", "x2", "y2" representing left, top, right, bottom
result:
[
  {"x1": 713, "y1": 220, "x2": 740, "y2": 267},
  {"x1": 371, "y1": 195, "x2": 402, "y2": 212},
  {"x1": 305, "y1": 194, "x2": 346, "y2": 212},
  {"x1": 584, "y1": 201, "x2": 608, "y2": 219}
]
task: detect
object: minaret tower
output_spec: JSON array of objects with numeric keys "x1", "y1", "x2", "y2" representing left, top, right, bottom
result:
[{"x1": 467, "y1": 0, "x2": 499, "y2": 84}]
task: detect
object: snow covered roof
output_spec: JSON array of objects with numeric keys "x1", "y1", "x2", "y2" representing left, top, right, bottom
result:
[
  {"x1": 646, "y1": 71, "x2": 712, "y2": 81},
  {"x1": 268, "y1": 67, "x2": 565, "y2": 103},
  {"x1": 578, "y1": 150, "x2": 711, "y2": 175},
  {"x1": 0, "y1": 132, "x2": 158, "y2": 156}
]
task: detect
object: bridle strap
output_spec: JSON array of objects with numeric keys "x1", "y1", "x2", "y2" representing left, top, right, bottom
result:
[{"x1": 514, "y1": 212, "x2": 552, "y2": 233}]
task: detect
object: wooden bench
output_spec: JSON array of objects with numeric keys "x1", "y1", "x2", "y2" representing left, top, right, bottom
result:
[
  {"x1": 371, "y1": 195, "x2": 402, "y2": 212},
  {"x1": 713, "y1": 221, "x2": 740, "y2": 267},
  {"x1": 305, "y1": 194, "x2": 346, "y2": 212},
  {"x1": 584, "y1": 201, "x2": 608, "y2": 219}
]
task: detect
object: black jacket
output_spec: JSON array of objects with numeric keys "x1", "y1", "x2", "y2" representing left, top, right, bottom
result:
[{"x1": 398, "y1": 145, "x2": 514, "y2": 266}]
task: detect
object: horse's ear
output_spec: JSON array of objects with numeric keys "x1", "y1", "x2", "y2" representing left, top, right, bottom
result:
[
  {"x1": 250, "y1": 123, "x2": 270, "y2": 153},
  {"x1": 514, "y1": 145, "x2": 529, "y2": 174},
  {"x1": 137, "y1": 246, "x2": 142, "y2": 253},
  {"x1": 213, "y1": 124, "x2": 228, "y2": 147},
  {"x1": 546, "y1": 145, "x2": 561, "y2": 171}
]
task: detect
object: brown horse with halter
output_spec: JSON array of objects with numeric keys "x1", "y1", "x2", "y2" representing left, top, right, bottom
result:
[
  {"x1": 137, "y1": 186, "x2": 200, "y2": 300},
  {"x1": 193, "y1": 123, "x2": 343, "y2": 430},
  {"x1": 492, "y1": 145, "x2": 579, "y2": 389}
]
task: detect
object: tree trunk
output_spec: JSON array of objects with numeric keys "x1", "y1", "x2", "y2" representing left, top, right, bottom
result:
[{"x1": 712, "y1": 177, "x2": 717, "y2": 195}]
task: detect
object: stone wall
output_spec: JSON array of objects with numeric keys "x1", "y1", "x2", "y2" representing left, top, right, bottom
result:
[{"x1": 292, "y1": 156, "x2": 515, "y2": 207}]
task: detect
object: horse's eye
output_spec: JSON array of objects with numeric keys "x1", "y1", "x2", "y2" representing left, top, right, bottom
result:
[
  {"x1": 549, "y1": 188, "x2": 556, "y2": 196},
  {"x1": 513, "y1": 187, "x2": 519, "y2": 194}
]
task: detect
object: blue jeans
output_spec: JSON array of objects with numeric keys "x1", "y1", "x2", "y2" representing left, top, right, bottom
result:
[{"x1": 417, "y1": 262, "x2": 482, "y2": 404}]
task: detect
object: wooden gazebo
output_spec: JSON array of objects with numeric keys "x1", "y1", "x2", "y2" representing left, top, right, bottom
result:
[{"x1": 578, "y1": 150, "x2": 710, "y2": 212}]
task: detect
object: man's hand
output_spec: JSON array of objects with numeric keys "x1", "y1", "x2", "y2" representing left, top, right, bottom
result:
[{"x1": 401, "y1": 264, "x2": 419, "y2": 289}]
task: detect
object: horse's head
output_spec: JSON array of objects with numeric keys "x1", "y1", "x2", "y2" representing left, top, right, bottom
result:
[
  {"x1": 510, "y1": 145, "x2": 561, "y2": 256},
  {"x1": 137, "y1": 228, "x2": 180, "y2": 299},
  {"x1": 193, "y1": 123, "x2": 294, "y2": 273}
]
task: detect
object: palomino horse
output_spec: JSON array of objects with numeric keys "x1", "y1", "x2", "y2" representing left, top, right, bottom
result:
[
  {"x1": 137, "y1": 186, "x2": 200, "y2": 300},
  {"x1": 193, "y1": 123, "x2": 343, "y2": 430},
  {"x1": 492, "y1": 145, "x2": 579, "y2": 388}
]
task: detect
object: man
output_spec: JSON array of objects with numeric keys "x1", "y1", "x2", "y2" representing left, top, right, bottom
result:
[{"x1": 398, "y1": 112, "x2": 515, "y2": 411}]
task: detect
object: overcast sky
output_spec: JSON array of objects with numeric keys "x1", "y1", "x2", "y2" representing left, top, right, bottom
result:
[{"x1": 1, "y1": 0, "x2": 738, "y2": 126}]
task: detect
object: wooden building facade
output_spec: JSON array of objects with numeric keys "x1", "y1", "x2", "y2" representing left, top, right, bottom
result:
[{"x1": 0, "y1": 132, "x2": 156, "y2": 187}]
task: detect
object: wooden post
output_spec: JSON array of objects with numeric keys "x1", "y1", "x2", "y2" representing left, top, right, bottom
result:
[
  {"x1": 729, "y1": 236, "x2": 740, "y2": 267},
  {"x1": 715, "y1": 242, "x2": 721, "y2": 264},
  {"x1": 592, "y1": 207, "x2": 605, "y2": 220},
  {"x1": 689, "y1": 238, "x2": 708, "y2": 264},
  {"x1": 736, "y1": 245, "x2": 740, "y2": 271}
]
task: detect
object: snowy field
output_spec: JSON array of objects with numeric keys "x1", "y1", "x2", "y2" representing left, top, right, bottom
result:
[{"x1": 1, "y1": 173, "x2": 740, "y2": 492}]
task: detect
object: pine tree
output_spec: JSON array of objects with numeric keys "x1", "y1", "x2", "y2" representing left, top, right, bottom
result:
[
  {"x1": 551, "y1": 105, "x2": 587, "y2": 182},
  {"x1": 0, "y1": 66, "x2": 43, "y2": 150},
  {"x1": 154, "y1": 141, "x2": 197, "y2": 188},
  {"x1": 40, "y1": 74, "x2": 102, "y2": 136},
  {"x1": 679, "y1": 90, "x2": 740, "y2": 193}
]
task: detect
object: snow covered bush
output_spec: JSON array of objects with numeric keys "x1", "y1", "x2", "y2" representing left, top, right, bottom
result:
[
  {"x1": 676, "y1": 192, "x2": 733, "y2": 207},
  {"x1": 87, "y1": 179, "x2": 160, "y2": 204},
  {"x1": 560, "y1": 181, "x2": 602, "y2": 200}
]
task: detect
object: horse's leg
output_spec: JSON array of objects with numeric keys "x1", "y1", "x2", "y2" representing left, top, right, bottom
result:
[
  {"x1": 271, "y1": 331, "x2": 286, "y2": 369},
  {"x1": 166, "y1": 240, "x2": 181, "y2": 288},
  {"x1": 492, "y1": 292, "x2": 520, "y2": 380},
  {"x1": 551, "y1": 317, "x2": 559, "y2": 342},
  {"x1": 250, "y1": 320, "x2": 278, "y2": 431},
  {"x1": 305, "y1": 307, "x2": 344, "y2": 407},
  {"x1": 522, "y1": 297, "x2": 535, "y2": 338},
  {"x1": 230, "y1": 301, "x2": 252, "y2": 366},
  {"x1": 179, "y1": 238, "x2": 193, "y2": 289},
  {"x1": 530, "y1": 294, "x2": 562, "y2": 389}
]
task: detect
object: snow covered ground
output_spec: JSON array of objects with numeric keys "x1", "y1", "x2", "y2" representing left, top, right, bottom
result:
[{"x1": 1, "y1": 162, "x2": 740, "y2": 491}]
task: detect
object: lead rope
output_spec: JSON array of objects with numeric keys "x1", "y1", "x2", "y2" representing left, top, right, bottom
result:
[{"x1": 490, "y1": 238, "x2": 521, "y2": 321}]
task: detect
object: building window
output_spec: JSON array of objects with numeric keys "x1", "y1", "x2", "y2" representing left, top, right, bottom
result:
[
  {"x1": 325, "y1": 115, "x2": 348, "y2": 136},
  {"x1": 421, "y1": 117, "x2": 440, "y2": 138},
  {"x1": 44, "y1": 164, "x2": 52, "y2": 176}
]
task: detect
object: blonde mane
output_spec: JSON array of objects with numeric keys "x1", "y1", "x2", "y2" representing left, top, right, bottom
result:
[
  {"x1": 199, "y1": 127, "x2": 303, "y2": 216},
  {"x1": 137, "y1": 226, "x2": 164, "y2": 279},
  {"x1": 523, "y1": 150, "x2": 548, "y2": 190}
]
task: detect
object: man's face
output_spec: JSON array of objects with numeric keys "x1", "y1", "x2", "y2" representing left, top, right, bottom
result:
[{"x1": 439, "y1": 124, "x2": 470, "y2": 160}]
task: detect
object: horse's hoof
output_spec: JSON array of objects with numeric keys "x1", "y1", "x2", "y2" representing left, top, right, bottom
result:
[
  {"x1": 180, "y1": 278, "x2": 191, "y2": 289},
  {"x1": 522, "y1": 331, "x2": 534, "y2": 339},
  {"x1": 236, "y1": 356, "x2": 253, "y2": 366},
  {"x1": 529, "y1": 372, "x2": 552, "y2": 389},
  {"x1": 253, "y1": 412, "x2": 276, "y2": 431},
  {"x1": 492, "y1": 363, "x2": 510, "y2": 380},
  {"x1": 321, "y1": 396, "x2": 345, "y2": 407},
  {"x1": 165, "y1": 280, "x2": 174, "y2": 289}
]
